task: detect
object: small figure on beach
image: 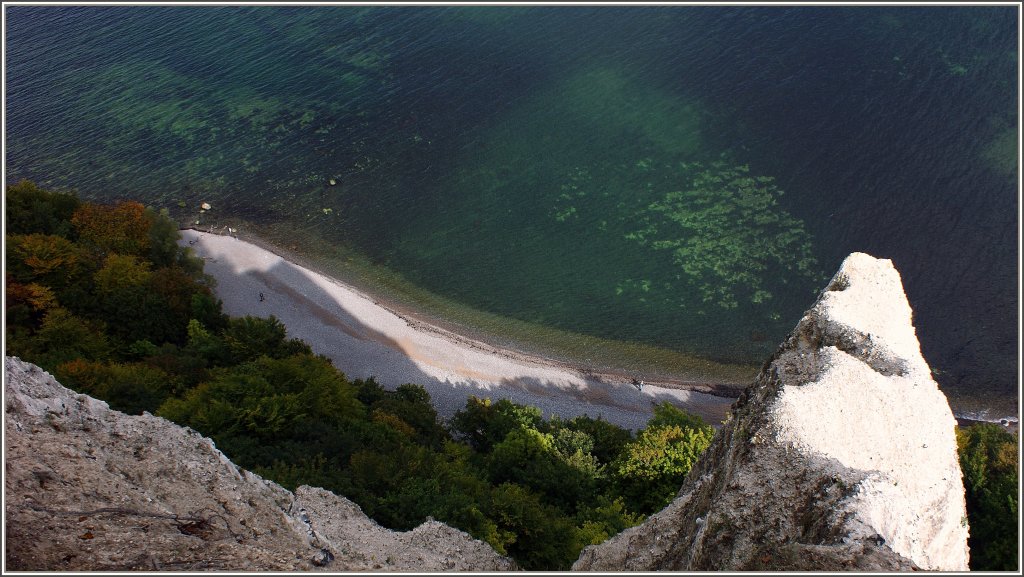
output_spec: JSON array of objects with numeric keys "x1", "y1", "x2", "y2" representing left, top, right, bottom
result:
[
  {"x1": 259, "y1": 292, "x2": 265, "y2": 302},
  {"x1": 631, "y1": 377, "x2": 644, "y2": 391}
]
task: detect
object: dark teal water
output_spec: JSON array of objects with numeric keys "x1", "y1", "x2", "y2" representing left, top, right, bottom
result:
[{"x1": 5, "y1": 5, "x2": 1019, "y2": 420}]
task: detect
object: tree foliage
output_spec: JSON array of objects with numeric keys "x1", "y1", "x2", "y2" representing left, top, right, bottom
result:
[
  {"x1": 4, "y1": 179, "x2": 81, "y2": 238},
  {"x1": 1, "y1": 181, "x2": 734, "y2": 570},
  {"x1": 71, "y1": 200, "x2": 152, "y2": 256},
  {"x1": 957, "y1": 423, "x2": 1019, "y2": 571},
  {"x1": 56, "y1": 358, "x2": 172, "y2": 415},
  {"x1": 450, "y1": 396, "x2": 544, "y2": 452},
  {"x1": 612, "y1": 404, "x2": 714, "y2": 514}
]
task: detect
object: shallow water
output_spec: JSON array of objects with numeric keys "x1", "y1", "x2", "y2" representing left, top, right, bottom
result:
[{"x1": 5, "y1": 5, "x2": 1019, "y2": 420}]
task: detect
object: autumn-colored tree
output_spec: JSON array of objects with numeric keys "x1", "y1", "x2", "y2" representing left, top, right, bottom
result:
[
  {"x1": 71, "y1": 200, "x2": 151, "y2": 256},
  {"x1": 7, "y1": 233, "x2": 92, "y2": 286},
  {"x1": 6, "y1": 280, "x2": 59, "y2": 323},
  {"x1": 5, "y1": 279, "x2": 61, "y2": 359},
  {"x1": 55, "y1": 358, "x2": 110, "y2": 396},
  {"x1": 6, "y1": 233, "x2": 98, "y2": 316}
]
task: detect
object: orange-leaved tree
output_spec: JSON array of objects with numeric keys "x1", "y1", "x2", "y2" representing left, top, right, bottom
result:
[{"x1": 71, "y1": 200, "x2": 151, "y2": 256}]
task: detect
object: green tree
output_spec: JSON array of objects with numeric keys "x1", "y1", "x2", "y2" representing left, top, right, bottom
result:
[
  {"x1": 221, "y1": 315, "x2": 312, "y2": 364},
  {"x1": 145, "y1": 206, "x2": 186, "y2": 268},
  {"x1": 368, "y1": 383, "x2": 450, "y2": 449},
  {"x1": 4, "y1": 180, "x2": 81, "y2": 238},
  {"x1": 56, "y1": 359, "x2": 173, "y2": 415},
  {"x1": 146, "y1": 266, "x2": 217, "y2": 345},
  {"x1": 427, "y1": 441, "x2": 508, "y2": 549},
  {"x1": 575, "y1": 495, "x2": 646, "y2": 546},
  {"x1": 957, "y1": 424, "x2": 1019, "y2": 571},
  {"x1": 157, "y1": 353, "x2": 363, "y2": 466},
  {"x1": 184, "y1": 318, "x2": 230, "y2": 365},
  {"x1": 91, "y1": 253, "x2": 175, "y2": 348},
  {"x1": 612, "y1": 408, "x2": 714, "y2": 514},
  {"x1": 487, "y1": 482, "x2": 583, "y2": 570},
  {"x1": 11, "y1": 308, "x2": 111, "y2": 371},
  {"x1": 565, "y1": 414, "x2": 634, "y2": 464},
  {"x1": 647, "y1": 400, "x2": 711, "y2": 431},
  {"x1": 450, "y1": 396, "x2": 544, "y2": 452},
  {"x1": 488, "y1": 427, "x2": 599, "y2": 511}
]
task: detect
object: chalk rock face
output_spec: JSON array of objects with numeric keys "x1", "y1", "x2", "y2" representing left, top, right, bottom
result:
[
  {"x1": 3, "y1": 356, "x2": 515, "y2": 572},
  {"x1": 573, "y1": 253, "x2": 970, "y2": 571}
]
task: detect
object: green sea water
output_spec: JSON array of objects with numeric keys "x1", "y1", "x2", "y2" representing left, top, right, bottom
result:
[{"x1": 5, "y1": 5, "x2": 1019, "y2": 419}]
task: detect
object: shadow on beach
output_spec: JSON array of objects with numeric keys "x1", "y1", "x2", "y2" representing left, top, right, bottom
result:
[{"x1": 180, "y1": 229, "x2": 739, "y2": 431}]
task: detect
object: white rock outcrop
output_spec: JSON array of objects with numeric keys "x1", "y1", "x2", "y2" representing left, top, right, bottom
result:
[
  {"x1": 573, "y1": 253, "x2": 970, "y2": 571},
  {"x1": 3, "y1": 356, "x2": 516, "y2": 571},
  {"x1": 4, "y1": 252, "x2": 971, "y2": 572}
]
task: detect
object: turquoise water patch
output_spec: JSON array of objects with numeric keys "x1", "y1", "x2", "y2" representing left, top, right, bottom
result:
[
  {"x1": 377, "y1": 63, "x2": 822, "y2": 362},
  {"x1": 4, "y1": 5, "x2": 1018, "y2": 418}
]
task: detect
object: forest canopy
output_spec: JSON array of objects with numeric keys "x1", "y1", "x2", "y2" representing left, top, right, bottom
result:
[
  {"x1": 4, "y1": 181, "x2": 716, "y2": 570},
  {"x1": 3, "y1": 181, "x2": 1014, "y2": 571}
]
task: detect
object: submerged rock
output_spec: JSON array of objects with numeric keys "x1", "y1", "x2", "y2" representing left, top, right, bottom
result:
[{"x1": 573, "y1": 253, "x2": 970, "y2": 571}]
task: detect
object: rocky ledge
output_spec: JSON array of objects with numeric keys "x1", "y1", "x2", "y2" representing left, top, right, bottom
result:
[
  {"x1": 4, "y1": 252, "x2": 970, "y2": 572},
  {"x1": 3, "y1": 356, "x2": 516, "y2": 572},
  {"x1": 573, "y1": 252, "x2": 970, "y2": 571}
]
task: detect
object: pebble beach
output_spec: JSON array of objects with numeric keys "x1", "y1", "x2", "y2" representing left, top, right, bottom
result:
[{"x1": 179, "y1": 229, "x2": 738, "y2": 431}]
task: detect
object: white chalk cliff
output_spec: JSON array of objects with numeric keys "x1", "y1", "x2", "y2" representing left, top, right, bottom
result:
[
  {"x1": 4, "y1": 253, "x2": 969, "y2": 571},
  {"x1": 573, "y1": 252, "x2": 970, "y2": 571}
]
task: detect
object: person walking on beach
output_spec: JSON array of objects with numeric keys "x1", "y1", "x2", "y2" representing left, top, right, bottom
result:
[{"x1": 259, "y1": 292, "x2": 265, "y2": 302}]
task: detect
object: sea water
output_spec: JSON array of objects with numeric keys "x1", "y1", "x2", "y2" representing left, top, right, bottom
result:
[{"x1": 5, "y1": 5, "x2": 1018, "y2": 421}]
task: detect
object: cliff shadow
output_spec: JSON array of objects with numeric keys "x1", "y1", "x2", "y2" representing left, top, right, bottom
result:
[{"x1": 181, "y1": 229, "x2": 735, "y2": 431}]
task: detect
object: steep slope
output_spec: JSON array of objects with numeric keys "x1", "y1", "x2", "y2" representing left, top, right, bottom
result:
[
  {"x1": 3, "y1": 356, "x2": 515, "y2": 572},
  {"x1": 573, "y1": 252, "x2": 970, "y2": 571}
]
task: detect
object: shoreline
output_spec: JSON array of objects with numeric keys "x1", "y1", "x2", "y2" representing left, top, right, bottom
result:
[
  {"x1": 187, "y1": 225, "x2": 753, "y2": 397},
  {"x1": 178, "y1": 226, "x2": 1018, "y2": 432},
  {"x1": 178, "y1": 227, "x2": 744, "y2": 430}
]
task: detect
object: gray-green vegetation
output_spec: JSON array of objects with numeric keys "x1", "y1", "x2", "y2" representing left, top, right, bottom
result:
[
  {"x1": 380, "y1": 62, "x2": 823, "y2": 360},
  {"x1": 553, "y1": 159, "x2": 822, "y2": 319}
]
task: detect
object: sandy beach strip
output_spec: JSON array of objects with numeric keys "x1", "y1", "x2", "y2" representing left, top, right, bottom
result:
[{"x1": 178, "y1": 229, "x2": 738, "y2": 431}]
